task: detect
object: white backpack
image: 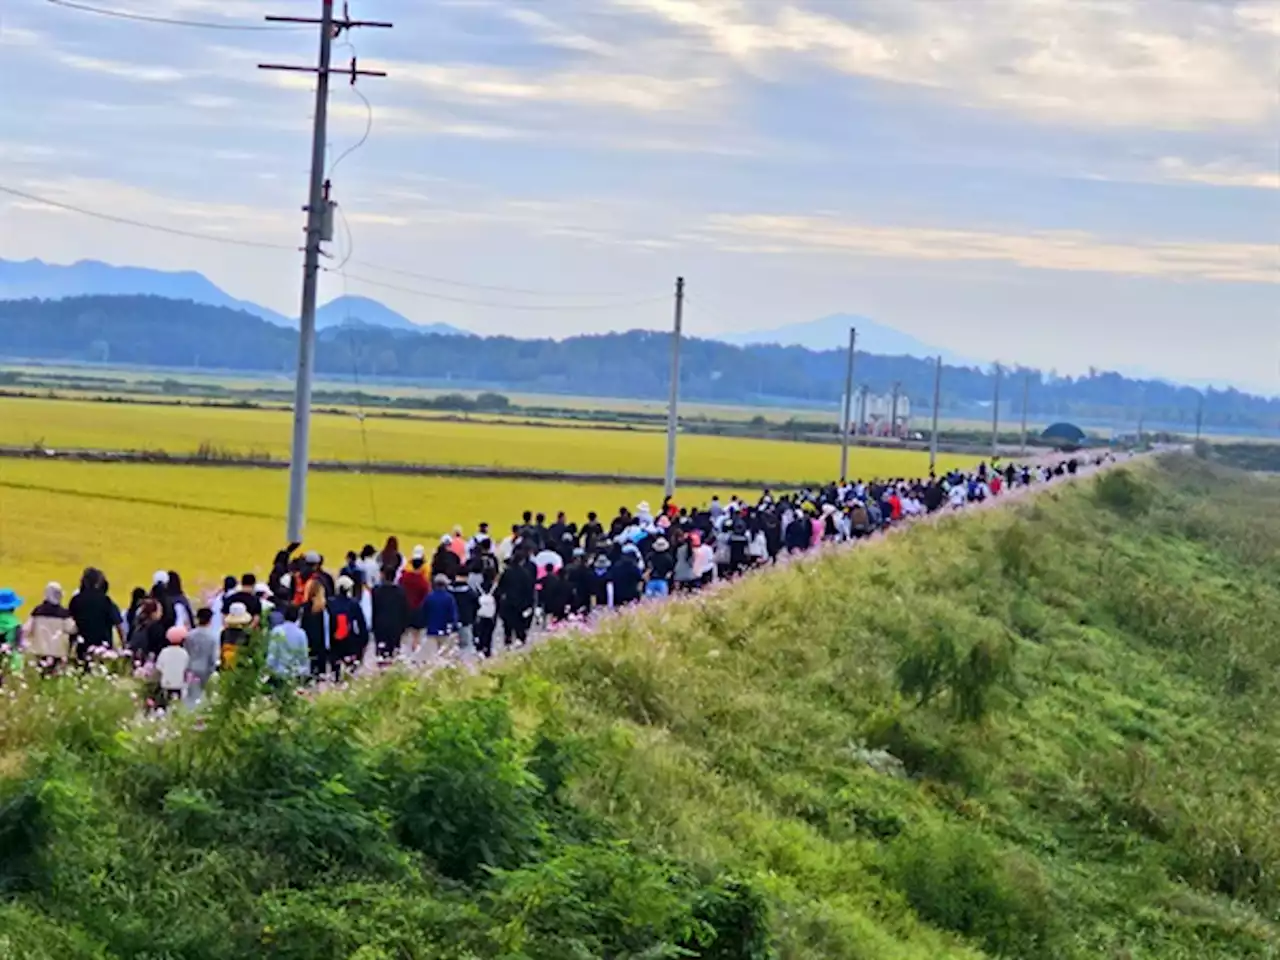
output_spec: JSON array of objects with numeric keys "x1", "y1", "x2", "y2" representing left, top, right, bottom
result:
[{"x1": 478, "y1": 589, "x2": 497, "y2": 619}]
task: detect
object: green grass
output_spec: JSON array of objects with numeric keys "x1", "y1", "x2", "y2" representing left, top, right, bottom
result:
[{"x1": 2, "y1": 453, "x2": 1279, "y2": 958}]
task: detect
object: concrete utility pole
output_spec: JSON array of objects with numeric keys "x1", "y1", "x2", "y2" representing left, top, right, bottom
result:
[
  {"x1": 663, "y1": 277, "x2": 685, "y2": 498},
  {"x1": 990, "y1": 363, "x2": 1002, "y2": 460},
  {"x1": 1020, "y1": 373, "x2": 1031, "y2": 457},
  {"x1": 261, "y1": 0, "x2": 391, "y2": 543},
  {"x1": 929, "y1": 355, "x2": 941, "y2": 475},
  {"x1": 839, "y1": 326, "x2": 857, "y2": 481}
]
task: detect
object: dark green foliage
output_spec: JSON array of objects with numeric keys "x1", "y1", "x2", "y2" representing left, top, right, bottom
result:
[
  {"x1": 390, "y1": 697, "x2": 545, "y2": 882},
  {"x1": 1094, "y1": 467, "x2": 1155, "y2": 515}
]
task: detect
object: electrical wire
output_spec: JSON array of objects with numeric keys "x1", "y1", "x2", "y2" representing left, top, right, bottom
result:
[
  {"x1": 332, "y1": 270, "x2": 670, "y2": 312},
  {"x1": 0, "y1": 184, "x2": 297, "y2": 250},
  {"x1": 44, "y1": 0, "x2": 307, "y2": 30},
  {"x1": 327, "y1": 41, "x2": 374, "y2": 183}
]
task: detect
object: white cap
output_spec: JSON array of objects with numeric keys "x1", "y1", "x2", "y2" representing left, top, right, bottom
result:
[
  {"x1": 440, "y1": 534, "x2": 452, "y2": 545},
  {"x1": 412, "y1": 544, "x2": 426, "y2": 560},
  {"x1": 152, "y1": 570, "x2": 169, "y2": 586}
]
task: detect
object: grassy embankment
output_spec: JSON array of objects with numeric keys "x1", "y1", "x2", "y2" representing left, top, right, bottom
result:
[{"x1": 3, "y1": 454, "x2": 1279, "y2": 958}]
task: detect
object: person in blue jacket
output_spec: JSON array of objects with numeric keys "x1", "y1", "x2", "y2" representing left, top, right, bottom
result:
[
  {"x1": 607, "y1": 545, "x2": 644, "y2": 607},
  {"x1": 421, "y1": 575, "x2": 459, "y2": 653}
]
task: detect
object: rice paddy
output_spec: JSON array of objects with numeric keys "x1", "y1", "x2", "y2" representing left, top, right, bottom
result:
[
  {"x1": 0, "y1": 395, "x2": 966, "y2": 482},
  {"x1": 0, "y1": 394, "x2": 972, "y2": 606}
]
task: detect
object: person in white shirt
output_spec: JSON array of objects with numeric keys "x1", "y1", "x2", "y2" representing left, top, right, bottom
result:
[{"x1": 156, "y1": 625, "x2": 190, "y2": 708}]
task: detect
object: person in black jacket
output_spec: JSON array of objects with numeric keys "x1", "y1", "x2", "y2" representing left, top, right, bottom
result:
[
  {"x1": 497, "y1": 546, "x2": 536, "y2": 648},
  {"x1": 566, "y1": 550, "x2": 594, "y2": 616},
  {"x1": 327, "y1": 576, "x2": 369, "y2": 677},
  {"x1": 540, "y1": 568, "x2": 571, "y2": 623},
  {"x1": 371, "y1": 567, "x2": 410, "y2": 659},
  {"x1": 448, "y1": 572, "x2": 480, "y2": 655}
]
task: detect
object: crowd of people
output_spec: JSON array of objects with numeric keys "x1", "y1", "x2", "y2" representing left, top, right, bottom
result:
[{"x1": 0, "y1": 453, "x2": 1110, "y2": 705}]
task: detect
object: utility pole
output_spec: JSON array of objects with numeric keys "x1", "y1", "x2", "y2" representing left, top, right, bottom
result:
[
  {"x1": 1019, "y1": 373, "x2": 1030, "y2": 457},
  {"x1": 261, "y1": 0, "x2": 392, "y2": 543},
  {"x1": 839, "y1": 326, "x2": 857, "y2": 481},
  {"x1": 990, "y1": 363, "x2": 1002, "y2": 460},
  {"x1": 889, "y1": 381, "x2": 901, "y2": 440},
  {"x1": 663, "y1": 277, "x2": 685, "y2": 499},
  {"x1": 929, "y1": 355, "x2": 941, "y2": 475}
]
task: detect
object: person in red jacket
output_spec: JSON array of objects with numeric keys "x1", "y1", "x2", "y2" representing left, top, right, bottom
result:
[{"x1": 398, "y1": 545, "x2": 430, "y2": 659}]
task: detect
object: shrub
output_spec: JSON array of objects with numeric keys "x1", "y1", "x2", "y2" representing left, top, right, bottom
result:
[
  {"x1": 887, "y1": 826, "x2": 1060, "y2": 959},
  {"x1": 1094, "y1": 468, "x2": 1155, "y2": 516},
  {"x1": 391, "y1": 697, "x2": 546, "y2": 882}
]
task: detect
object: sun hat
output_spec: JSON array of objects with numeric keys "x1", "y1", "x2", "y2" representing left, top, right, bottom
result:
[
  {"x1": 0, "y1": 588, "x2": 22, "y2": 612},
  {"x1": 303, "y1": 550, "x2": 321, "y2": 564},
  {"x1": 152, "y1": 570, "x2": 170, "y2": 587},
  {"x1": 440, "y1": 535, "x2": 452, "y2": 545},
  {"x1": 165, "y1": 625, "x2": 188, "y2": 644},
  {"x1": 336, "y1": 575, "x2": 355, "y2": 594},
  {"x1": 224, "y1": 602, "x2": 252, "y2": 628},
  {"x1": 652, "y1": 537, "x2": 670, "y2": 552}
]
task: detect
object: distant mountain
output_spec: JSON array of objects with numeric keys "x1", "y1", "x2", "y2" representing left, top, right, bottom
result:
[
  {"x1": 0, "y1": 258, "x2": 468, "y2": 337},
  {"x1": 0, "y1": 257, "x2": 292, "y2": 326},
  {"x1": 723, "y1": 313, "x2": 974, "y2": 367},
  {"x1": 315, "y1": 295, "x2": 466, "y2": 336}
]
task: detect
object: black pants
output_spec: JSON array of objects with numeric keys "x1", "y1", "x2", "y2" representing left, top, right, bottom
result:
[
  {"x1": 476, "y1": 618, "x2": 496, "y2": 657},
  {"x1": 500, "y1": 608, "x2": 529, "y2": 646}
]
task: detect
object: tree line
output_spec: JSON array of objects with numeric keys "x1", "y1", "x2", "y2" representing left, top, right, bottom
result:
[{"x1": 1, "y1": 294, "x2": 1275, "y2": 430}]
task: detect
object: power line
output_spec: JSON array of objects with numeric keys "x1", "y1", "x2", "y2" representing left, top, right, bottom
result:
[
  {"x1": 327, "y1": 42, "x2": 374, "y2": 182},
  {"x1": 332, "y1": 269, "x2": 670, "y2": 312},
  {"x1": 0, "y1": 184, "x2": 297, "y2": 250},
  {"x1": 44, "y1": 0, "x2": 308, "y2": 30}
]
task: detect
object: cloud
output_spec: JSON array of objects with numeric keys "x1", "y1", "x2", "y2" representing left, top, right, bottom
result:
[
  {"x1": 386, "y1": 61, "x2": 723, "y2": 113},
  {"x1": 53, "y1": 52, "x2": 186, "y2": 83},
  {"x1": 1156, "y1": 157, "x2": 1280, "y2": 191},
  {"x1": 705, "y1": 213, "x2": 1279, "y2": 284},
  {"x1": 615, "y1": 0, "x2": 1276, "y2": 130}
]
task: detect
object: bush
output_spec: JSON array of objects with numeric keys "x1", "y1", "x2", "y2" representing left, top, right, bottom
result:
[
  {"x1": 390, "y1": 697, "x2": 546, "y2": 882},
  {"x1": 887, "y1": 826, "x2": 1060, "y2": 959},
  {"x1": 1094, "y1": 468, "x2": 1155, "y2": 516}
]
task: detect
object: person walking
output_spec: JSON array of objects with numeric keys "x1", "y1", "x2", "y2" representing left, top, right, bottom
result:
[
  {"x1": 645, "y1": 537, "x2": 674, "y2": 599},
  {"x1": 68, "y1": 567, "x2": 124, "y2": 664},
  {"x1": 327, "y1": 576, "x2": 369, "y2": 677},
  {"x1": 24, "y1": 583, "x2": 76, "y2": 674},
  {"x1": 371, "y1": 566, "x2": 411, "y2": 660},
  {"x1": 399, "y1": 546, "x2": 431, "y2": 659},
  {"x1": 475, "y1": 575, "x2": 498, "y2": 658},
  {"x1": 220, "y1": 601, "x2": 254, "y2": 670},
  {"x1": 155, "y1": 626, "x2": 190, "y2": 709},
  {"x1": 421, "y1": 575, "x2": 459, "y2": 659},
  {"x1": 497, "y1": 546, "x2": 536, "y2": 648},
  {"x1": 0, "y1": 588, "x2": 23, "y2": 675},
  {"x1": 300, "y1": 579, "x2": 329, "y2": 679},
  {"x1": 448, "y1": 571, "x2": 480, "y2": 656},
  {"x1": 183, "y1": 608, "x2": 219, "y2": 706}
]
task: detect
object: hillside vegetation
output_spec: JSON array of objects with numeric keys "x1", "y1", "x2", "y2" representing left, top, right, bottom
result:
[{"x1": 3, "y1": 455, "x2": 1280, "y2": 958}]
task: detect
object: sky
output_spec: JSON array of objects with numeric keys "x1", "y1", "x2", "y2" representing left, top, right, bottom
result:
[{"x1": 0, "y1": 0, "x2": 1277, "y2": 392}]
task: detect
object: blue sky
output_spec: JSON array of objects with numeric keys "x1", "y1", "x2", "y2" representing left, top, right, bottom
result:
[{"x1": 0, "y1": 0, "x2": 1276, "y2": 391}]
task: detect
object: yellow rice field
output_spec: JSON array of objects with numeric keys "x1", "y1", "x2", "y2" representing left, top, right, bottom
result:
[
  {"x1": 0, "y1": 459, "x2": 662, "y2": 610},
  {"x1": 0, "y1": 395, "x2": 966, "y2": 483}
]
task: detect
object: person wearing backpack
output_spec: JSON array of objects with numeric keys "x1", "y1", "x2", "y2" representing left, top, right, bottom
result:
[
  {"x1": 327, "y1": 576, "x2": 369, "y2": 676},
  {"x1": 475, "y1": 575, "x2": 498, "y2": 658}
]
